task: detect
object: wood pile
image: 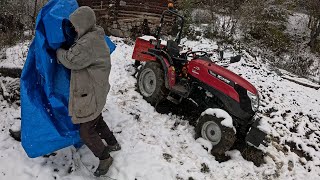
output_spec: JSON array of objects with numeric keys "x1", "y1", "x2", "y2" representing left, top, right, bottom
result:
[{"x1": 77, "y1": 0, "x2": 180, "y2": 37}]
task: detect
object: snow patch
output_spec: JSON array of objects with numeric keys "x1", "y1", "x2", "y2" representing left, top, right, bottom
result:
[
  {"x1": 196, "y1": 138, "x2": 213, "y2": 152},
  {"x1": 257, "y1": 118, "x2": 272, "y2": 134},
  {"x1": 287, "y1": 13, "x2": 310, "y2": 36},
  {"x1": 138, "y1": 35, "x2": 167, "y2": 46},
  {"x1": 282, "y1": 75, "x2": 320, "y2": 89},
  {"x1": 1, "y1": 42, "x2": 29, "y2": 69}
]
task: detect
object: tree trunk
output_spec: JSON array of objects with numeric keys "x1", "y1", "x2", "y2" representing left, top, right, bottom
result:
[
  {"x1": 33, "y1": 0, "x2": 38, "y2": 26},
  {"x1": 309, "y1": 18, "x2": 320, "y2": 50}
]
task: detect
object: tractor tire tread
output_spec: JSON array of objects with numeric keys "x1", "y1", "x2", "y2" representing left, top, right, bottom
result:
[{"x1": 196, "y1": 114, "x2": 236, "y2": 156}]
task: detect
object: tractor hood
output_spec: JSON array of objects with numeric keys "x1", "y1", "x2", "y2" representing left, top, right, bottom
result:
[
  {"x1": 188, "y1": 60, "x2": 258, "y2": 101},
  {"x1": 209, "y1": 62, "x2": 258, "y2": 94}
]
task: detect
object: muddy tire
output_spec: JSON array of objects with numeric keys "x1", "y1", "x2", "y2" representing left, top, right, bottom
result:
[
  {"x1": 196, "y1": 114, "x2": 236, "y2": 155},
  {"x1": 137, "y1": 61, "x2": 168, "y2": 105}
]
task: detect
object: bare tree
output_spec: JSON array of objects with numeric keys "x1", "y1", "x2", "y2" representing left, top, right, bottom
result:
[
  {"x1": 34, "y1": 0, "x2": 39, "y2": 25},
  {"x1": 306, "y1": 0, "x2": 320, "y2": 51},
  {"x1": 198, "y1": 0, "x2": 244, "y2": 41},
  {"x1": 0, "y1": 0, "x2": 48, "y2": 47}
]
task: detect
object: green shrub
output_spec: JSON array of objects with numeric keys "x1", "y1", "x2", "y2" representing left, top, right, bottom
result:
[
  {"x1": 183, "y1": 25, "x2": 202, "y2": 41},
  {"x1": 314, "y1": 41, "x2": 320, "y2": 54},
  {"x1": 203, "y1": 25, "x2": 218, "y2": 39}
]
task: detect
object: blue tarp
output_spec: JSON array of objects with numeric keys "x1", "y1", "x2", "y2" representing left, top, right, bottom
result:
[{"x1": 21, "y1": 0, "x2": 116, "y2": 158}]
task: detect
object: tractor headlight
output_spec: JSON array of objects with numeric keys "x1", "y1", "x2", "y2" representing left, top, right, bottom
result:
[{"x1": 247, "y1": 91, "x2": 259, "y2": 112}]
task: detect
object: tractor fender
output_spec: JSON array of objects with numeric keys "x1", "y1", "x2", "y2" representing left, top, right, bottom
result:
[
  {"x1": 190, "y1": 76, "x2": 254, "y2": 122},
  {"x1": 160, "y1": 50, "x2": 174, "y2": 65},
  {"x1": 142, "y1": 51, "x2": 172, "y2": 89}
]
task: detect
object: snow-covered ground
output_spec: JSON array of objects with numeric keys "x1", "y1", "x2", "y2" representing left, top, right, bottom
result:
[
  {"x1": 0, "y1": 37, "x2": 320, "y2": 180},
  {"x1": 0, "y1": 42, "x2": 29, "y2": 69},
  {"x1": 286, "y1": 13, "x2": 310, "y2": 38}
]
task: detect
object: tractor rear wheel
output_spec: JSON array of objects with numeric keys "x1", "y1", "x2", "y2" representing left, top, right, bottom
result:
[
  {"x1": 196, "y1": 114, "x2": 236, "y2": 155},
  {"x1": 137, "y1": 61, "x2": 168, "y2": 105}
]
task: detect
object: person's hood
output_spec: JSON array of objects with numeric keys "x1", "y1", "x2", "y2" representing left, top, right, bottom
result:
[{"x1": 69, "y1": 6, "x2": 96, "y2": 39}]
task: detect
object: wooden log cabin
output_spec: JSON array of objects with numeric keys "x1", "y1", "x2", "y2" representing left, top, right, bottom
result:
[{"x1": 77, "y1": 0, "x2": 179, "y2": 38}]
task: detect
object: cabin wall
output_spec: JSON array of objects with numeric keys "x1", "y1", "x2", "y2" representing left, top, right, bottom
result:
[{"x1": 77, "y1": 0, "x2": 177, "y2": 38}]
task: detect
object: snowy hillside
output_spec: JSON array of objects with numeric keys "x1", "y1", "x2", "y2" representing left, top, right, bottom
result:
[{"x1": 0, "y1": 37, "x2": 320, "y2": 180}]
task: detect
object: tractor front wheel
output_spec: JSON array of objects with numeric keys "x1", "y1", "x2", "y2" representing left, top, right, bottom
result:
[
  {"x1": 137, "y1": 61, "x2": 168, "y2": 105},
  {"x1": 196, "y1": 113, "x2": 236, "y2": 155}
]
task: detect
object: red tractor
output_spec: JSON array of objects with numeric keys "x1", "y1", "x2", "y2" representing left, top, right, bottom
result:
[{"x1": 132, "y1": 9, "x2": 267, "y2": 155}]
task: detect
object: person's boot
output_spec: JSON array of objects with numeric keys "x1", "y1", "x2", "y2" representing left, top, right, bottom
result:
[
  {"x1": 94, "y1": 156, "x2": 113, "y2": 177},
  {"x1": 9, "y1": 129, "x2": 21, "y2": 142},
  {"x1": 105, "y1": 143, "x2": 121, "y2": 153}
]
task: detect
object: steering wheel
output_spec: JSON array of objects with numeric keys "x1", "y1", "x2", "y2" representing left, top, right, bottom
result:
[{"x1": 186, "y1": 51, "x2": 208, "y2": 58}]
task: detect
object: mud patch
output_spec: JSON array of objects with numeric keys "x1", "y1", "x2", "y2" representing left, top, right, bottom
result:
[
  {"x1": 239, "y1": 145, "x2": 265, "y2": 166},
  {"x1": 163, "y1": 153, "x2": 173, "y2": 162},
  {"x1": 155, "y1": 99, "x2": 201, "y2": 126},
  {"x1": 214, "y1": 153, "x2": 231, "y2": 163},
  {"x1": 231, "y1": 139, "x2": 266, "y2": 166},
  {"x1": 200, "y1": 163, "x2": 210, "y2": 173},
  {"x1": 286, "y1": 141, "x2": 312, "y2": 161}
]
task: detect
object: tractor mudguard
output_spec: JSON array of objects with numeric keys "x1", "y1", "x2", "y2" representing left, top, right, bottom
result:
[
  {"x1": 142, "y1": 51, "x2": 176, "y2": 89},
  {"x1": 245, "y1": 119, "x2": 268, "y2": 147}
]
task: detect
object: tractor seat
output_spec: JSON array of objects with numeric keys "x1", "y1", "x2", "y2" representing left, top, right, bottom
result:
[
  {"x1": 167, "y1": 40, "x2": 180, "y2": 58},
  {"x1": 167, "y1": 40, "x2": 188, "y2": 63}
]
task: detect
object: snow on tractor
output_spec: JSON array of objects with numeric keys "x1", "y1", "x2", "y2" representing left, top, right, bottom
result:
[{"x1": 131, "y1": 9, "x2": 267, "y2": 155}]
